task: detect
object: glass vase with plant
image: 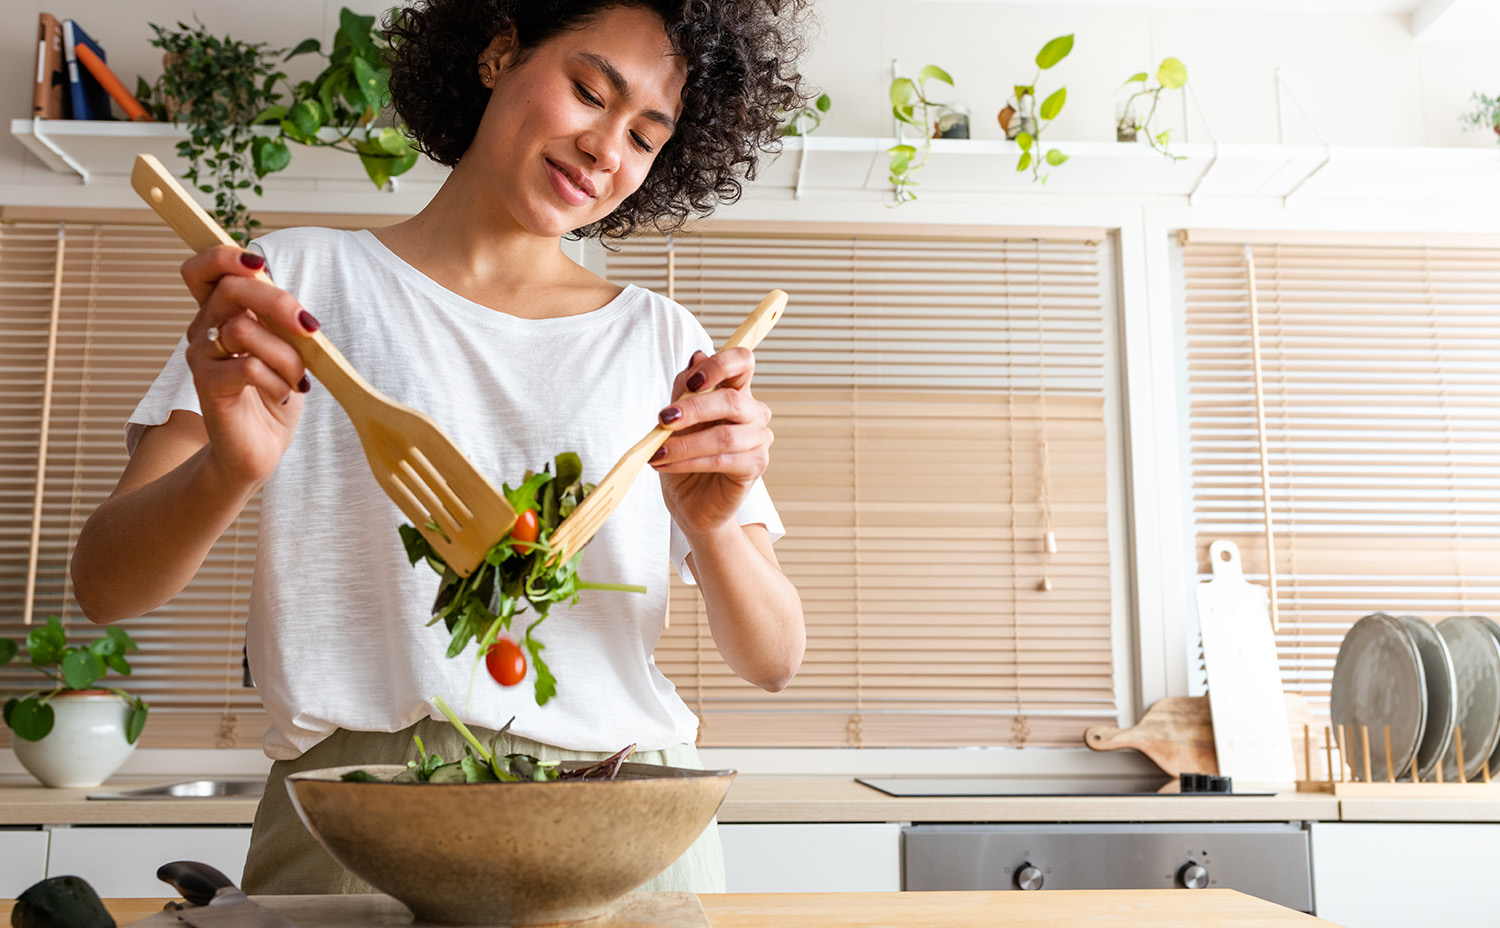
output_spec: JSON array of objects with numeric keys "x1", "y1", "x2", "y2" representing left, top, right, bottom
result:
[
  {"x1": 1007, "y1": 34, "x2": 1073, "y2": 184},
  {"x1": 138, "y1": 21, "x2": 287, "y2": 244},
  {"x1": 1, "y1": 617, "x2": 148, "y2": 745},
  {"x1": 1117, "y1": 58, "x2": 1188, "y2": 159},
  {"x1": 888, "y1": 64, "x2": 954, "y2": 203}
]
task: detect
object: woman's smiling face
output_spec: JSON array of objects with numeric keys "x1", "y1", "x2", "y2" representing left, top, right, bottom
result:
[{"x1": 465, "y1": 6, "x2": 687, "y2": 238}]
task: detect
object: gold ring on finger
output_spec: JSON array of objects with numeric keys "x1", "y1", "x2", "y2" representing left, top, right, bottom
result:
[{"x1": 205, "y1": 325, "x2": 232, "y2": 359}]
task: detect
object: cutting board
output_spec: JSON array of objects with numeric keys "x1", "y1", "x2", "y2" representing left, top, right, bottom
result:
[
  {"x1": 129, "y1": 892, "x2": 707, "y2": 928},
  {"x1": 1085, "y1": 693, "x2": 1313, "y2": 781},
  {"x1": 1194, "y1": 540, "x2": 1297, "y2": 785}
]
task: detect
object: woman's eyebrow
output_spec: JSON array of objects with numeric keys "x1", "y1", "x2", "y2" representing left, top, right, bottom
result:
[{"x1": 574, "y1": 51, "x2": 677, "y2": 132}]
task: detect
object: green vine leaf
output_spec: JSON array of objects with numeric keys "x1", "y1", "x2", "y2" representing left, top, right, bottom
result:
[
  {"x1": 1017, "y1": 151, "x2": 1033, "y2": 172},
  {"x1": 126, "y1": 698, "x2": 149, "y2": 745},
  {"x1": 1039, "y1": 87, "x2": 1067, "y2": 121},
  {"x1": 889, "y1": 77, "x2": 916, "y2": 107},
  {"x1": 285, "y1": 38, "x2": 321, "y2": 59},
  {"x1": 1158, "y1": 57, "x2": 1188, "y2": 90},
  {"x1": 0, "y1": 639, "x2": 15, "y2": 667},
  {"x1": 917, "y1": 64, "x2": 953, "y2": 86},
  {"x1": 1126, "y1": 71, "x2": 1149, "y2": 85},
  {"x1": 1045, "y1": 148, "x2": 1069, "y2": 166},
  {"x1": 1015, "y1": 131, "x2": 1034, "y2": 152},
  {"x1": 1036, "y1": 34, "x2": 1074, "y2": 70}
]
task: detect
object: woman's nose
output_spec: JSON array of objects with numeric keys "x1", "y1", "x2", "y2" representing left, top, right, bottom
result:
[{"x1": 577, "y1": 125, "x2": 623, "y2": 174}]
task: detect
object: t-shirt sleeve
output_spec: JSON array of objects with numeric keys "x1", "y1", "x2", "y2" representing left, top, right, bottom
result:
[
  {"x1": 125, "y1": 334, "x2": 199, "y2": 455},
  {"x1": 669, "y1": 478, "x2": 786, "y2": 584}
]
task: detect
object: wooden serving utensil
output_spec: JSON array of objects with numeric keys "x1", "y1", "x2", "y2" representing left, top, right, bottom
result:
[
  {"x1": 547, "y1": 290, "x2": 789, "y2": 564},
  {"x1": 130, "y1": 153, "x2": 514, "y2": 577}
]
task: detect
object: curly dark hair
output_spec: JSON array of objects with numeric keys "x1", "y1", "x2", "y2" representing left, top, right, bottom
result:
[{"x1": 384, "y1": 0, "x2": 813, "y2": 241}]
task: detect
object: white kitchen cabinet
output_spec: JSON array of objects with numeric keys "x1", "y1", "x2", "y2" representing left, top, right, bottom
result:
[
  {"x1": 718, "y1": 822, "x2": 900, "y2": 893},
  {"x1": 1310, "y1": 822, "x2": 1500, "y2": 926},
  {"x1": 0, "y1": 828, "x2": 50, "y2": 896},
  {"x1": 45, "y1": 826, "x2": 252, "y2": 897}
]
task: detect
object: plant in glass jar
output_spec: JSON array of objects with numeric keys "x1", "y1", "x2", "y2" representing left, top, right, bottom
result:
[
  {"x1": 1003, "y1": 34, "x2": 1073, "y2": 184},
  {"x1": 1117, "y1": 57, "x2": 1188, "y2": 159},
  {"x1": 888, "y1": 64, "x2": 954, "y2": 203}
]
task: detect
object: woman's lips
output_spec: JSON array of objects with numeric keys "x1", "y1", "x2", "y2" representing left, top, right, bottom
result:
[{"x1": 545, "y1": 159, "x2": 595, "y2": 206}]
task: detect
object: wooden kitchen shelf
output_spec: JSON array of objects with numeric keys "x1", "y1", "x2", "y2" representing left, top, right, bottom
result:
[{"x1": 12, "y1": 118, "x2": 1500, "y2": 210}]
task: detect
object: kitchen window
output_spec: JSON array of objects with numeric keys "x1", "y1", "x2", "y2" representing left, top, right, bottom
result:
[
  {"x1": 606, "y1": 225, "x2": 1123, "y2": 747},
  {"x1": 0, "y1": 219, "x2": 265, "y2": 747},
  {"x1": 1179, "y1": 234, "x2": 1500, "y2": 715},
  {"x1": 0, "y1": 218, "x2": 1125, "y2": 751}
]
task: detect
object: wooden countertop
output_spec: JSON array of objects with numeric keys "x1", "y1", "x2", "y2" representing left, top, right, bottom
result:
[
  {"x1": 0, "y1": 775, "x2": 1345, "y2": 826},
  {"x1": 2, "y1": 892, "x2": 1342, "y2": 927}
]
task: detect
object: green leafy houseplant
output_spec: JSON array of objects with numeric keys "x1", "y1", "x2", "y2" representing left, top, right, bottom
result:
[
  {"x1": 1, "y1": 617, "x2": 148, "y2": 744},
  {"x1": 1461, "y1": 92, "x2": 1500, "y2": 140},
  {"x1": 255, "y1": 8, "x2": 419, "y2": 191},
  {"x1": 1009, "y1": 34, "x2": 1074, "y2": 184},
  {"x1": 888, "y1": 65, "x2": 955, "y2": 203},
  {"x1": 781, "y1": 92, "x2": 832, "y2": 137},
  {"x1": 138, "y1": 21, "x2": 287, "y2": 244},
  {"x1": 1117, "y1": 58, "x2": 1188, "y2": 159}
]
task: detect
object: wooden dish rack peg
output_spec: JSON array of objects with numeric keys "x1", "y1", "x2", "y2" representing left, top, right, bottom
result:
[{"x1": 1295, "y1": 723, "x2": 1500, "y2": 797}]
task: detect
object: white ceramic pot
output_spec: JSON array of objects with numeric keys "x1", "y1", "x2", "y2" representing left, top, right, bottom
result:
[{"x1": 11, "y1": 691, "x2": 138, "y2": 788}]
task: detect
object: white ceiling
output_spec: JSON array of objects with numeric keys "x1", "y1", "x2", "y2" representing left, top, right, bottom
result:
[{"x1": 912, "y1": 0, "x2": 1500, "y2": 41}]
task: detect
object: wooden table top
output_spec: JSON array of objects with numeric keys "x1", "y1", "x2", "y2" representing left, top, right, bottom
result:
[{"x1": 1, "y1": 891, "x2": 1342, "y2": 928}]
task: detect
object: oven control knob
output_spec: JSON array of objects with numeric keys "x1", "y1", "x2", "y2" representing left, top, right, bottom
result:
[
  {"x1": 1014, "y1": 864, "x2": 1044, "y2": 891},
  {"x1": 1177, "y1": 861, "x2": 1210, "y2": 890}
]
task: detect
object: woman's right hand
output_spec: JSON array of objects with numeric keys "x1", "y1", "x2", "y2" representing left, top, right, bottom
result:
[{"x1": 179, "y1": 246, "x2": 319, "y2": 491}]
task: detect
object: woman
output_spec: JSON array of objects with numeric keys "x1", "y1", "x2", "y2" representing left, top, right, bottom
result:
[{"x1": 70, "y1": 0, "x2": 809, "y2": 894}]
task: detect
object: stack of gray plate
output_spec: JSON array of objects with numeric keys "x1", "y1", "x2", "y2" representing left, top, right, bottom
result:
[{"x1": 1330, "y1": 613, "x2": 1500, "y2": 782}]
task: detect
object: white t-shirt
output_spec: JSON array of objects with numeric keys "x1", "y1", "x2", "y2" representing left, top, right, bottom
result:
[{"x1": 127, "y1": 227, "x2": 784, "y2": 760}]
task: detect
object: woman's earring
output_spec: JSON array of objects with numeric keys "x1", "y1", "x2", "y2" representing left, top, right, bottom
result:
[{"x1": 479, "y1": 64, "x2": 493, "y2": 87}]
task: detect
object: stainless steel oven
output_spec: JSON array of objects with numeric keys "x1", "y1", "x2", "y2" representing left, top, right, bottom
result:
[{"x1": 902, "y1": 822, "x2": 1314, "y2": 913}]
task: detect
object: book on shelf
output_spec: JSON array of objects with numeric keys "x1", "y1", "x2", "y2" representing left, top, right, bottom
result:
[
  {"x1": 61, "y1": 19, "x2": 112, "y2": 120},
  {"x1": 32, "y1": 13, "x2": 67, "y2": 119},
  {"x1": 74, "y1": 41, "x2": 150, "y2": 120}
]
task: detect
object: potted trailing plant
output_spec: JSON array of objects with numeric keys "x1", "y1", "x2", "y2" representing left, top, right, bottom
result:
[
  {"x1": 137, "y1": 21, "x2": 287, "y2": 243},
  {"x1": 2, "y1": 617, "x2": 149, "y2": 788},
  {"x1": 1004, "y1": 34, "x2": 1073, "y2": 184},
  {"x1": 1461, "y1": 92, "x2": 1500, "y2": 140},
  {"x1": 888, "y1": 64, "x2": 955, "y2": 203},
  {"x1": 255, "y1": 8, "x2": 419, "y2": 190},
  {"x1": 782, "y1": 92, "x2": 832, "y2": 137},
  {"x1": 1117, "y1": 58, "x2": 1188, "y2": 159}
]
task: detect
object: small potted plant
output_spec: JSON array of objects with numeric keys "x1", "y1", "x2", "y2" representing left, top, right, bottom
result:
[
  {"x1": 2, "y1": 617, "x2": 149, "y2": 788},
  {"x1": 782, "y1": 92, "x2": 832, "y2": 137},
  {"x1": 1004, "y1": 34, "x2": 1074, "y2": 184},
  {"x1": 1117, "y1": 57, "x2": 1189, "y2": 159},
  {"x1": 888, "y1": 64, "x2": 955, "y2": 203},
  {"x1": 1461, "y1": 92, "x2": 1500, "y2": 140}
]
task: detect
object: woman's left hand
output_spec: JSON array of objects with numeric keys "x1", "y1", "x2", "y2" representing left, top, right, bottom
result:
[{"x1": 653, "y1": 348, "x2": 773, "y2": 538}]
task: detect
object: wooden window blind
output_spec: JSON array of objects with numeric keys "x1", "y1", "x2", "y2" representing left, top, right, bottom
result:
[
  {"x1": 1181, "y1": 239, "x2": 1500, "y2": 715},
  {"x1": 605, "y1": 228, "x2": 1117, "y2": 747},
  {"x1": 0, "y1": 220, "x2": 265, "y2": 748}
]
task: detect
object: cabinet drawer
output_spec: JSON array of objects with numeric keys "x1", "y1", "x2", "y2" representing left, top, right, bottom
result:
[{"x1": 46, "y1": 827, "x2": 251, "y2": 897}]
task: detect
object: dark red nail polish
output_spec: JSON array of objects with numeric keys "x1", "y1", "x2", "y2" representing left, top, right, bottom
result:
[
  {"x1": 239, "y1": 251, "x2": 266, "y2": 270},
  {"x1": 659, "y1": 406, "x2": 682, "y2": 425},
  {"x1": 686, "y1": 371, "x2": 706, "y2": 392},
  {"x1": 650, "y1": 446, "x2": 666, "y2": 462},
  {"x1": 298, "y1": 310, "x2": 320, "y2": 333},
  {"x1": 297, "y1": 373, "x2": 311, "y2": 394}
]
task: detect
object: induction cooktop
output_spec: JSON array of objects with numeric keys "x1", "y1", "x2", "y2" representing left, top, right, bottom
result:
[{"x1": 854, "y1": 776, "x2": 1269, "y2": 797}]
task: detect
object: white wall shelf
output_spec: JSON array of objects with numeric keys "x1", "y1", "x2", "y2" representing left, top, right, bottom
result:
[{"x1": 11, "y1": 120, "x2": 1500, "y2": 214}]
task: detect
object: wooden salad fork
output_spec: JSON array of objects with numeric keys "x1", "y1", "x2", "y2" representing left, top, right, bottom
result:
[
  {"x1": 131, "y1": 153, "x2": 514, "y2": 577},
  {"x1": 547, "y1": 290, "x2": 789, "y2": 565}
]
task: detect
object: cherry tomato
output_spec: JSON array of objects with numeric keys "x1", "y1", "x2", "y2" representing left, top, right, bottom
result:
[
  {"x1": 511, "y1": 509, "x2": 539, "y2": 554},
  {"x1": 485, "y1": 637, "x2": 527, "y2": 687}
]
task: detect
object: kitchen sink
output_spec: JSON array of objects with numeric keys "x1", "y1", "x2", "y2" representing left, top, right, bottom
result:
[{"x1": 87, "y1": 778, "x2": 265, "y2": 800}]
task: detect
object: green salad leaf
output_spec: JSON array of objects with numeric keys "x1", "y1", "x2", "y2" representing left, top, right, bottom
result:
[{"x1": 401, "y1": 452, "x2": 645, "y2": 706}]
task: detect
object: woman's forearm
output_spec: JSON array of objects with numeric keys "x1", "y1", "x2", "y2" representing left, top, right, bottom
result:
[
  {"x1": 684, "y1": 523, "x2": 804, "y2": 691},
  {"x1": 71, "y1": 442, "x2": 259, "y2": 625}
]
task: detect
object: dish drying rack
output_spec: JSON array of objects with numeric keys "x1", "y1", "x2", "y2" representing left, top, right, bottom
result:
[{"x1": 1296, "y1": 723, "x2": 1500, "y2": 796}]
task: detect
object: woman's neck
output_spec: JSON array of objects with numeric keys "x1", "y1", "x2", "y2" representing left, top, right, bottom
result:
[{"x1": 371, "y1": 169, "x2": 617, "y2": 319}]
